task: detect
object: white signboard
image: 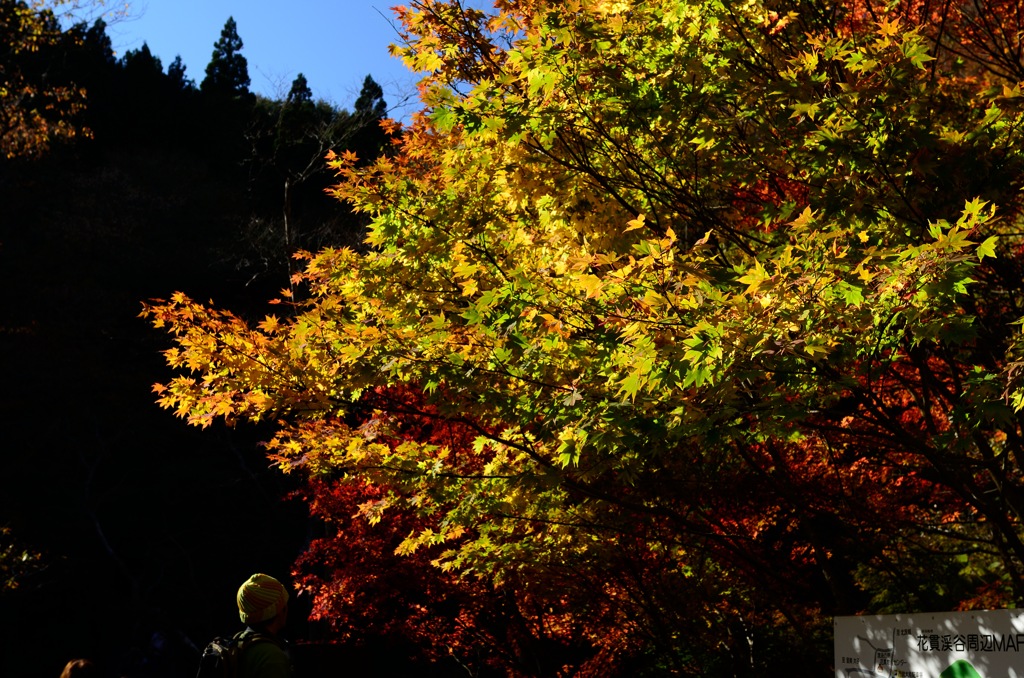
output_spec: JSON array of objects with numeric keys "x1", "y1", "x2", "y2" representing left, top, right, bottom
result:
[{"x1": 835, "y1": 610, "x2": 1024, "y2": 677}]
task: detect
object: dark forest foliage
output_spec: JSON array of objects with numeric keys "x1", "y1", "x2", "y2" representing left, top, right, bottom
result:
[{"x1": 0, "y1": 8, "x2": 397, "y2": 677}]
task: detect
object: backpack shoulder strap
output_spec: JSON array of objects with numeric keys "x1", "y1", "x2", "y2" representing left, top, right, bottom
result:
[{"x1": 234, "y1": 629, "x2": 281, "y2": 651}]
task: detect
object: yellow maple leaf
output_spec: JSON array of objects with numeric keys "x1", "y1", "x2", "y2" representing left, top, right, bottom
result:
[{"x1": 625, "y1": 213, "x2": 646, "y2": 232}]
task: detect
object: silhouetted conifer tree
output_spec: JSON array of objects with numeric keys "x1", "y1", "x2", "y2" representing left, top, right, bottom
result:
[
  {"x1": 121, "y1": 42, "x2": 162, "y2": 77},
  {"x1": 82, "y1": 18, "x2": 116, "y2": 67},
  {"x1": 200, "y1": 16, "x2": 249, "y2": 96},
  {"x1": 349, "y1": 74, "x2": 388, "y2": 167},
  {"x1": 167, "y1": 55, "x2": 193, "y2": 92},
  {"x1": 286, "y1": 73, "x2": 313, "y2": 106},
  {"x1": 353, "y1": 74, "x2": 386, "y2": 119}
]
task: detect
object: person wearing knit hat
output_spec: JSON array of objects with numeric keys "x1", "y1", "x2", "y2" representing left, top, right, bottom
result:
[
  {"x1": 234, "y1": 573, "x2": 294, "y2": 678},
  {"x1": 237, "y1": 573, "x2": 290, "y2": 625}
]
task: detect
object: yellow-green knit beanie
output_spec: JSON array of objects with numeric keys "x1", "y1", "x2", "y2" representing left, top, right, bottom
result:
[{"x1": 236, "y1": 573, "x2": 289, "y2": 624}]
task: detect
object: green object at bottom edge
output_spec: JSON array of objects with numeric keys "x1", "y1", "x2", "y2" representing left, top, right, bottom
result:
[{"x1": 939, "y1": 659, "x2": 982, "y2": 678}]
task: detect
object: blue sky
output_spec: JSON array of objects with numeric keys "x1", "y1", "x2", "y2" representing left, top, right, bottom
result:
[{"x1": 105, "y1": 1, "x2": 422, "y2": 118}]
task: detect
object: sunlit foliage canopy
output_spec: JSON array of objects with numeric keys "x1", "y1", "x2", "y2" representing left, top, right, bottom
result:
[{"x1": 145, "y1": 0, "x2": 1024, "y2": 672}]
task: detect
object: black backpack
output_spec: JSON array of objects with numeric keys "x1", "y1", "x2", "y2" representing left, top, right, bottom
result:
[{"x1": 196, "y1": 630, "x2": 272, "y2": 678}]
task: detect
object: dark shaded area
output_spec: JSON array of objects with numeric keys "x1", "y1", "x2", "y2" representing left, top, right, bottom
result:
[{"x1": 0, "y1": 14, "x2": 417, "y2": 677}]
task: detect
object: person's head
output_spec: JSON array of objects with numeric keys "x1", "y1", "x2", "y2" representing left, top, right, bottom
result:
[
  {"x1": 60, "y1": 659, "x2": 99, "y2": 678},
  {"x1": 236, "y1": 573, "x2": 289, "y2": 632}
]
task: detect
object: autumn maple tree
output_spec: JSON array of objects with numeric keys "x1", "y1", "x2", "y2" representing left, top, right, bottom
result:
[{"x1": 145, "y1": 0, "x2": 1024, "y2": 673}]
